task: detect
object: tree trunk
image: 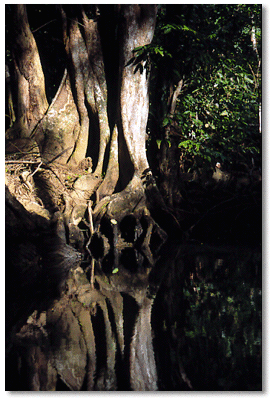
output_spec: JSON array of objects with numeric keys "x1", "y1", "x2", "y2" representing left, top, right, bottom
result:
[
  {"x1": 6, "y1": 5, "x2": 48, "y2": 139},
  {"x1": 5, "y1": 4, "x2": 182, "y2": 391}
]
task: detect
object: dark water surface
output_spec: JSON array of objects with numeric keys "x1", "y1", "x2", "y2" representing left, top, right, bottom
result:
[{"x1": 152, "y1": 241, "x2": 262, "y2": 391}]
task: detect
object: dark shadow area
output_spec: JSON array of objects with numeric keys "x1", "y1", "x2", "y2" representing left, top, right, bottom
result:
[
  {"x1": 152, "y1": 242, "x2": 262, "y2": 391},
  {"x1": 121, "y1": 293, "x2": 139, "y2": 390},
  {"x1": 85, "y1": 101, "x2": 101, "y2": 171},
  {"x1": 91, "y1": 304, "x2": 108, "y2": 384},
  {"x1": 26, "y1": 5, "x2": 67, "y2": 104},
  {"x1": 120, "y1": 215, "x2": 137, "y2": 243}
]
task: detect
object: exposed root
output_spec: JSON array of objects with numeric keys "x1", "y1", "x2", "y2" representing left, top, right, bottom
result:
[{"x1": 93, "y1": 174, "x2": 145, "y2": 224}]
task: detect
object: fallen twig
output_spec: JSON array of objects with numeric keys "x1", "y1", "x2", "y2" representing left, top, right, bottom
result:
[
  {"x1": 29, "y1": 161, "x2": 43, "y2": 178},
  {"x1": 5, "y1": 160, "x2": 39, "y2": 164}
]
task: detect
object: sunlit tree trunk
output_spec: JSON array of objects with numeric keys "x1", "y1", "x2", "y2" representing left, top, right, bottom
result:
[
  {"x1": 6, "y1": 4, "x2": 178, "y2": 392},
  {"x1": 6, "y1": 5, "x2": 48, "y2": 139}
]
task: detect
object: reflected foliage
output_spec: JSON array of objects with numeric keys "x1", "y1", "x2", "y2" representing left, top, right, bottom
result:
[{"x1": 153, "y1": 243, "x2": 261, "y2": 390}]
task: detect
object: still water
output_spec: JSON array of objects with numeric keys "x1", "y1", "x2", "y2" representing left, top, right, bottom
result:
[{"x1": 152, "y1": 241, "x2": 262, "y2": 390}]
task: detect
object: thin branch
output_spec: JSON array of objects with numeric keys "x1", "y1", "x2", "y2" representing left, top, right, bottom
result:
[
  {"x1": 31, "y1": 19, "x2": 56, "y2": 33},
  {"x1": 188, "y1": 195, "x2": 240, "y2": 234},
  {"x1": 29, "y1": 161, "x2": 43, "y2": 178},
  {"x1": 5, "y1": 147, "x2": 73, "y2": 166},
  {"x1": 5, "y1": 160, "x2": 39, "y2": 164},
  {"x1": 88, "y1": 201, "x2": 94, "y2": 236}
]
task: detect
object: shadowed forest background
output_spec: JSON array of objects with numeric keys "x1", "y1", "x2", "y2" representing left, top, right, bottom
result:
[{"x1": 5, "y1": 4, "x2": 261, "y2": 391}]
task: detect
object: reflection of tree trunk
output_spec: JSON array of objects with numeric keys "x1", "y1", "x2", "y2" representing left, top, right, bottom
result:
[
  {"x1": 130, "y1": 297, "x2": 158, "y2": 390},
  {"x1": 5, "y1": 188, "x2": 161, "y2": 390}
]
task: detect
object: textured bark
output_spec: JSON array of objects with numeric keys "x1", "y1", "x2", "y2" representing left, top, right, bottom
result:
[
  {"x1": 34, "y1": 69, "x2": 79, "y2": 164},
  {"x1": 96, "y1": 125, "x2": 119, "y2": 200},
  {"x1": 59, "y1": 6, "x2": 111, "y2": 169},
  {"x1": 118, "y1": 5, "x2": 157, "y2": 175},
  {"x1": 6, "y1": 5, "x2": 48, "y2": 138}
]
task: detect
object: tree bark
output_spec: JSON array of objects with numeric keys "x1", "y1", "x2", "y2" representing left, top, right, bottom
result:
[
  {"x1": 6, "y1": 5, "x2": 48, "y2": 139},
  {"x1": 5, "y1": 4, "x2": 183, "y2": 391},
  {"x1": 118, "y1": 5, "x2": 157, "y2": 176}
]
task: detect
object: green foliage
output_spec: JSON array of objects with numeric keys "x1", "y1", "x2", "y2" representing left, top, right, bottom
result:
[
  {"x1": 177, "y1": 62, "x2": 260, "y2": 168},
  {"x1": 147, "y1": 4, "x2": 261, "y2": 172},
  {"x1": 128, "y1": 43, "x2": 172, "y2": 76}
]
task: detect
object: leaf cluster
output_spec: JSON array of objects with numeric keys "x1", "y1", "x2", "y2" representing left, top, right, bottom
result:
[{"x1": 146, "y1": 4, "x2": 261, "y2": 172}]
